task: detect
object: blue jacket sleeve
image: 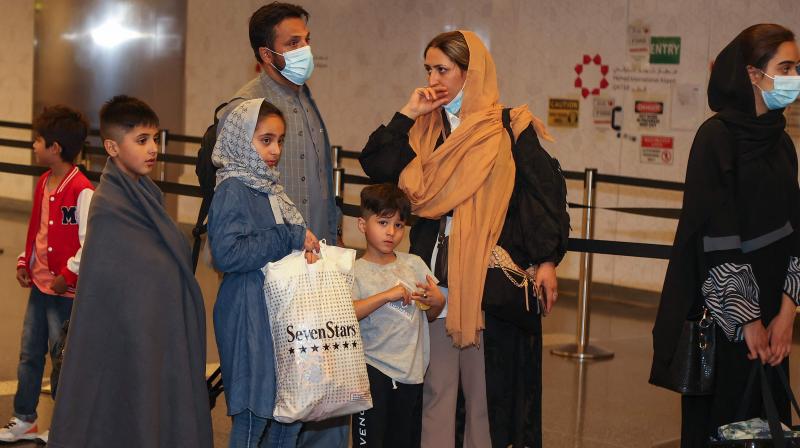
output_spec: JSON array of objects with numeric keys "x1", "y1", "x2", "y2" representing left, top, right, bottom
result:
[{"x1": 208, "y1": 181, "x2": 306, "y2": 273}]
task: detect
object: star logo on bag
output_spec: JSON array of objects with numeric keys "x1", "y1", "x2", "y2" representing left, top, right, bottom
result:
[
  {"x1": 352, "y1": 340, "x2": 358, "y2": 349},
  {"x1": 311, "y1": 345, "x2": 319, "y2": 352},
  {"x1": 343, "y1": 341, "x2": 350, "y2": 349},
  {"x1": 288, "y1": 347, "x2": 295, "y2": 354},
  {"x1": 333, "y1": 342, "x2": 340, "y2": 350},
  {"x1": 300, "y1": 346, "x2": 307, "y2": 353},
  {"x1": 323, "y1": 343, "x2": 330, "y2": 351}
]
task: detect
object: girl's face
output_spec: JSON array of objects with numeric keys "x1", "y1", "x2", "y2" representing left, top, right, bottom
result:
[
  {"x1": 424, "y1": 47, "x2": 467, "y2": 104},
  {"x1": 748, "y1": 40, "x2": 800, "y2": 91},
  {"x1": 252, "y1": 114, "x2": 285, "y2": 168}
]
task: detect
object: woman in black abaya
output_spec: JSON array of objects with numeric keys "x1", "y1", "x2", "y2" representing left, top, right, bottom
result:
[{"x1": 650, "y1": 24, "x2": 800, "y2": 446}]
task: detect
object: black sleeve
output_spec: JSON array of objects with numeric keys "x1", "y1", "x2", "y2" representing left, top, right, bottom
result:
[
  {"x1": 780, "y1": 133, "x2": 800, "y2": 305},
  {"x1": 506, "y1": 124, "x2": 568, "y2": 266},
  {"x1": 358, "y1": 112, "x2": 418, "y2": 183},
  {"x1": 689, "y1": 120, "x2": 759, "y2": 341}
]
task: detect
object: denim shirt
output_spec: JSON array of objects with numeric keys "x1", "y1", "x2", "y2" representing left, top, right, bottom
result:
[
  {"x1": 208, "y1": 177, "x2": 305, "y2": 417},
  {"x1": 221, "y1": 72, "x2": 339, "y2": 244}
]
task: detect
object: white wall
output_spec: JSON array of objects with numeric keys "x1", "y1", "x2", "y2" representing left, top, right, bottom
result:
[
  {"x1": 4, "y1": 0, "x2": 800, "y2": 291},
  {"x1": 0, "y1": 0, "x2": 35, "y2": 200}
]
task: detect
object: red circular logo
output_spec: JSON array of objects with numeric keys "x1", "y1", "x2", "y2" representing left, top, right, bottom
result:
[{"x1": 574, "y1": 54, "x2": 610, "y2": 99}]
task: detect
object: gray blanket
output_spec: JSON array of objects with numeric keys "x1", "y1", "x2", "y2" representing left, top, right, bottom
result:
[{"x1": 48, "y1": 158, "x2": 212, "y2": 448}]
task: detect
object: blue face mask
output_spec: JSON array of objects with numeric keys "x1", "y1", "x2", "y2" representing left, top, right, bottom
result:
[
  {"x1": 443, "y1": 88, "x2": 464, "y2": 115},
  {"x1": 757, "y1": 71, "x2": 800, "y2": 110},
  {"x1": 266, "y1": 45, "x2": 315, "y2": 85}
]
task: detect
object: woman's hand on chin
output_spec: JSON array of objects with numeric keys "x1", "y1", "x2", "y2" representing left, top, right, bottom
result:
[{"x1": 400, "y1": 86, "x2": 450, "y2": 120}]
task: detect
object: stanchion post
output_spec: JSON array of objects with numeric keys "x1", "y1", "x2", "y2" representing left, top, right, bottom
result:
[
  {"x1": 331, "y1": 145, "x2": 342, "y2": 169},
  {"x1": 159, "y1": 129, "x2": 168, "y2": 182},
  {"x1": 333, "y1": 167, "x2": 344, "y2": 202},
  {"x1": 333, "y1": 167, "x2": 345, "y2": 243},
  {"x1": 82, "y1": 142, "x2": 91, "y2": 172},
  {"x1": 551, "y1": 168, "x2": 614, "y2": 361}
]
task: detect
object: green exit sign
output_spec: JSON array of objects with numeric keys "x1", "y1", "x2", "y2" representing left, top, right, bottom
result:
[{"x1": 650, "y1": 36, "x2": 681, "y2": 64}]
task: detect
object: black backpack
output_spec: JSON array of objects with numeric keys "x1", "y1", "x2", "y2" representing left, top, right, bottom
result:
[
  {"x1": 501, "y1": 108, "x2": 570, "y2": 263},
  {"x1": 191, "y1": 98, "x2": 242, "y2": 272}
]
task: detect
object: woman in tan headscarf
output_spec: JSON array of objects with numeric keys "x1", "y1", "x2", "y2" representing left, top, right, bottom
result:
[{"x1": 359, "y1": 30, "x2": 568, "y2": 447}]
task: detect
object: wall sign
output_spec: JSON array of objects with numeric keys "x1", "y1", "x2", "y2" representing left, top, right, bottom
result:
[
  {"x1": 650, "y1": 37, "x2": 681, "y2": 64},
  {"x1": 635, "y1": 101, "x2": 664, "y2": 129},
  {"x1": 548, "y1": 98, "x2": 580, "y2": 128},
  {"x1": 640, "y1": 135, "x2": 674, "y2": 165}
]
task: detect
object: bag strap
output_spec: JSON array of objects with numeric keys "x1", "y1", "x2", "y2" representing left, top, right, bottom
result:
[
  {"x1": 736, "y1": 362, "x2": 788, "y2": 448},
  {"x1": 776, "y1": 365, "x2": 800, "y2": 420},
  {"x1": 214, "y1": 96, "x2": 244, "y2": 125},
  {"x1": 190, "y1": 96, "x2": 245, "y2": 273},
  {"x1": 501, "y1": 107, "x2": 515, "y2": 146},
  {"x1": 760, "y1": 364, "x2": 788, "y2": 448},
  {"x1": 736, "y1": 361, "x2": 761, "y2": 421},
  {"x1": 436, "y1": 216, "x2": 447, "y2": 247}
]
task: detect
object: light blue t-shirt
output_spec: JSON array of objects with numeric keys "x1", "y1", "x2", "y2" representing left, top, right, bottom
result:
[{"x1": 353, "y1": 252, "x2": 435, "y2": 384}]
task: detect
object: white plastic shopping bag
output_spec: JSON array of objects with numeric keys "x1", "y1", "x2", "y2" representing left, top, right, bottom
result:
[{"x1": 263, "y1": 242, "x2": 372, "y2": 422}]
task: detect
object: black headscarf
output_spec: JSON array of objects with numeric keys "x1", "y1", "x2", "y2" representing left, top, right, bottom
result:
[{"x1": 708, "y1": 35, "x2": 787, "y2": 160}]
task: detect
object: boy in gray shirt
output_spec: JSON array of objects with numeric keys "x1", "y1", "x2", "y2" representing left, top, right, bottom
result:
[{"x1": 350, "y1": 184, "x2": 444, "y2": 447}]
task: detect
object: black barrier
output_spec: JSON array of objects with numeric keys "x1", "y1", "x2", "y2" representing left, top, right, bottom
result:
[
  {"x1": 0, "y1": 161, "x2": 203, "y2": 198},
  {"x1": 567, "y1": 238, "x2": 671, "y2": 259},
  {"x1": 340, "y1": 172, "x2": 682, "y2": 220},
  {"x1": 0, "y1": 119, "x2": 677, "y2": 258},
  {"x1": 81, "y1": 145, "x2": 198, "y2": 165},
  {"x1": 0, "y1": 138, "x2": 32, "y2": 150},
  {"x1": 0, "y1": 136, "x2": 200, "y2": 166},
  {"x1": 567, "y1": 202, "x2": 682, "y2": 219},
  {"x1": 0, "y1": 120, "x2": 203, "y2": 146},
  {"x1": 0, "y1": 120, "x2": 32, "y2": 131},
  {"x1": 2, "y1": 120, "x2": 687, "y2": 194},
  {"x1": 336, "y1": 199, "x2": 672, "y2": 259}
]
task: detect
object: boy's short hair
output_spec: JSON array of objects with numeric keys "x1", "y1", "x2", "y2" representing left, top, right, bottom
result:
[
  {"x1": 99, "y1": 95, "x2": 159, "y2": 142},
  {"x1": 360, "y1": 183, "x2": 411, "y2": 222},
  {"x1": 249, "y1": 2, "x2": 309, "y2": 63},
  {"x1": 33, "y1": 105, "x2": 88, "y2": 163}
]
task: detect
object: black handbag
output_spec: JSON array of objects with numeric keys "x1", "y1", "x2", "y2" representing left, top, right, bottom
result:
[
  {"x1": 710, "y1": 363, "x2": 800, "y2": 447},
  {"x1": 661, "y1": 306, "x2": 716, "y2": 395},
  {"x1": 481, "y1": 261, "x2": 541, "y2": 332}
]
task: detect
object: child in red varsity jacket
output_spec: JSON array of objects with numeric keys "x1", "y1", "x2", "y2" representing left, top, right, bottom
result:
[{"x1": 0, "y1": 106, "x2": 93, "y2": 444}]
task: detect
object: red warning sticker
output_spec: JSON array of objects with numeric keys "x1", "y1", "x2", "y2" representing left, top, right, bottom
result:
[
  {"x1": 635, "y1": 101, "x2": 664, "y2": 114},
  {"x1": 640, "y1": 135, "x2": 674, "y2": 165},
  {"x1": 635, "y1": 101, "x2": 664, "y2": 128}
]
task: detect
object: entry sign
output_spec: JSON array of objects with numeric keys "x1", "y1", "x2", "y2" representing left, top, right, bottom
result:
[
  {"x1": 548, "y1": 98, "x2": 579, "y2": 128},
  {"x1": 640, "y1": 135, "x2": 674, "y2": 165},
  {"x1": 650, "y1": 36, "x2": 681, "y2": 64}
]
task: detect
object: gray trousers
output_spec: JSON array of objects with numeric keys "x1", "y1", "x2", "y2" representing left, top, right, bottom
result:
[{"x1": 421, "y1": 319, "x2": 491, "y2": 448}]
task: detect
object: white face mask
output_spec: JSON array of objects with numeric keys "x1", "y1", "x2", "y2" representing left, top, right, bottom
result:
[
  {"x1": 443, "y1": 88, "x2": 464, "y2": 115},
  {"x1": 265, "y1": 45, "x2": 315, "y2": 85},
  {"x1": 757, "y1": 71, "x2": 800, "y2": 110}
]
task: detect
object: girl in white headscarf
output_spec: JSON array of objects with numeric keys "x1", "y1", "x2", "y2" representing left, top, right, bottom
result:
[{"x1": 208, "y1": 98, "x2": 319, "y2": 448}]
